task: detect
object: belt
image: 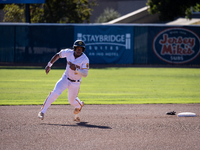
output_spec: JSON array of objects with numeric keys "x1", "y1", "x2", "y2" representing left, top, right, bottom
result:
[{"x1": 67, "y1": 77, "x2": 80, "y2": 82}]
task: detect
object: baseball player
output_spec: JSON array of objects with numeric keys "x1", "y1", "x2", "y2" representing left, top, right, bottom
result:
[{"x1": 38, "y1": 40, "x2": 89, "y2": 121}]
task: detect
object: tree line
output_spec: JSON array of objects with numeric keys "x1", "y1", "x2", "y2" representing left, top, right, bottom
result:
[{"x1": 1, "y1": 0, "x2": 200, "y2": 23}]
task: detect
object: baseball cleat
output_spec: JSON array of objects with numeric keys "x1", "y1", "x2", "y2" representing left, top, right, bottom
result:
[
  {"x1": 74, "y1": 115, "x2": 81, "y2": 122},
  {"x1": 38, "y1": 112, "x2": 44, "y2": 120},
  {"x1": 74, "y1": 101, "x2": 84, "y2": 115}
]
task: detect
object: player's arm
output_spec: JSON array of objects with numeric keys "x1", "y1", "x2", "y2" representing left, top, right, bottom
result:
[
  {"x1": 68, "y1": 61, "x2": 88, "y2": 77},
  {"x1": 45, "y1": 53, "x2": 60, "y2": 74},
  {"x1": 75, "y1": 68, "x2": 88, "y2": 77},
  {"x1": 75, "y1": 61, "x2": 89, "y2": 77}
]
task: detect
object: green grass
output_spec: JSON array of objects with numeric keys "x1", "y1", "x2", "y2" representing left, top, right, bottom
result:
[{"x1": 0, "y1": 67, "x2": 200, "y2": 105}]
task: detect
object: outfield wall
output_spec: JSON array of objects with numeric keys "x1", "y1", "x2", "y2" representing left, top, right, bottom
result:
[{"x1": 0, "y1": 23, "x2": 200, "y2": 65}]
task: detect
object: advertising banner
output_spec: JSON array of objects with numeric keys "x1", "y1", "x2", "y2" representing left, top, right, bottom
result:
[
  {"x1": 74, "y1": 25, "x2": 134, "y2": 64},
  {"x1": 149, "y1": 26, "x2": 200, "y2": 64}
]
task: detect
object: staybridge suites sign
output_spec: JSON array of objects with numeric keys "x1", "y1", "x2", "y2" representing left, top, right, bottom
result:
[
  {"x1": 75, "y1": 26, "x2": 133, "y2": 64},
  {"x1": 153, "y1": 28, "x2": 200, "y2": 64}
]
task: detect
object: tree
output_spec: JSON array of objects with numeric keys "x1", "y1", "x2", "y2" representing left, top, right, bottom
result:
[
  {"x1": 147, "y1": 0, "x2": 200, "y2": 21},
  {"x1": 95, "y1": 8, "x2": 120, "y2": 23},
  {"x1": 3, "y1": 4, "x2": 25, "y2": 22},
  {"x1": 3, "y1": 0, "x2": 96, "y2": 23}
]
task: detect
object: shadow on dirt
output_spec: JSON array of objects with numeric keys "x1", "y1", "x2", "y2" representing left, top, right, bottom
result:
[{"x1": 41, "y1": 122, "x2": 112, "y2": 129}]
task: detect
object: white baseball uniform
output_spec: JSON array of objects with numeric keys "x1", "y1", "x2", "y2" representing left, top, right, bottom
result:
[{"x1": 41, "y1": 49, "x2": 89, "y2": 114}]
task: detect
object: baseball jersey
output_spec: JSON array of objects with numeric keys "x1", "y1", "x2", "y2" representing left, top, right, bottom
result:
[{"x1": 59, "y1": 49, "x2": 89, "y2": 81}]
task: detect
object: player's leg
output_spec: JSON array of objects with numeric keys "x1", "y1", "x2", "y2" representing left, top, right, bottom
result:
[
  {"x1": 38, "y1": 75, "x2": 68, "y2": 120},
  {"x1": 38, "y1": 91, "x2": 59, "y2": 120},
  {"x1": 68, "y1": 82, "x2": 84, "y2": 114},
  {"x1": 74, "y1": 97, "x2": 84, "y2": 115},
  {"x1": 40, "y1": 92, "x2": 59, "y2": 114}
]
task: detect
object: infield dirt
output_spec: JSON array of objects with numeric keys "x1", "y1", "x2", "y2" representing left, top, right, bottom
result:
[{"x1": 0, "y1": 104, "x2": 200, "y2": 150}]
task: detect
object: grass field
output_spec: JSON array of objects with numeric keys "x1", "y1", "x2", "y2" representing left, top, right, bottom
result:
[{"x1": 0, "y1": 67, "x2": 200, "y2": 105}]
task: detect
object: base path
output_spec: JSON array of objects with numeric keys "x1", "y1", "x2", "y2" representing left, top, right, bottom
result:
[{"x1": 0, "y1": 104, "x2": 200, "y2": 150}]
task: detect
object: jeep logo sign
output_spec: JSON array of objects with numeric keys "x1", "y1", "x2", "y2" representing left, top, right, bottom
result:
[{"x1": 153, "y1": 28, "x2": 200, "y2": 64}]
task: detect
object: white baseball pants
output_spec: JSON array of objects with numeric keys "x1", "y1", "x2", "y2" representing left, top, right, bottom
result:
[{"x1": 41, "y1": 74, "x2": 83, "y2": 114}]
